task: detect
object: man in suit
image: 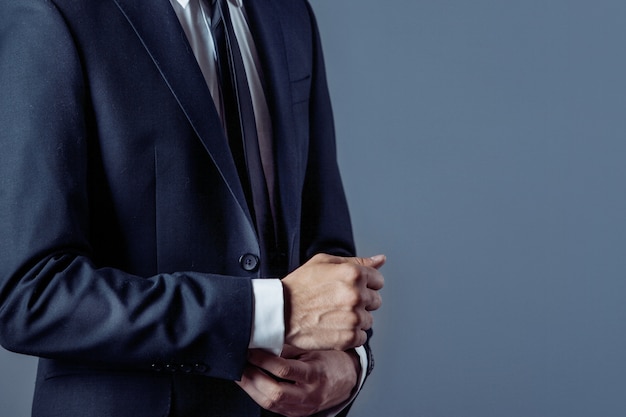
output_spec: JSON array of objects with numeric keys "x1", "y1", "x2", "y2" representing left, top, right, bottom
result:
[{"x1": 0, "y1": 0, "x2": 384, "y2": 416}]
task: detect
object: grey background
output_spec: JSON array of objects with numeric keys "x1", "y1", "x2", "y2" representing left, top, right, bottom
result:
[{"x1": 2, "y1": 0, "x2": 626, "y2": 415}]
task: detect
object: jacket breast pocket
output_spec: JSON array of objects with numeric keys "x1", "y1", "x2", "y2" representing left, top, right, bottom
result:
[{"x1": 290, "y1": 74, "x2": 311, "y2": 104}]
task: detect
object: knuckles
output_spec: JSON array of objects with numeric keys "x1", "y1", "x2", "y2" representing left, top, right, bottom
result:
[
  {"x1": 344, "y1": 311, "x2": 361, "y2": 328},
  {"x1": 273, "y1": 363, "x2": 293, "y2": 380},
  {"x1": 259, "y1": 385, "x2": 288, "y2": 411},
  {"x1": 340, "y1": 263, "x2": 363, "y2": 284},
  {"x1": 347, "y1": 330, "x2": 367, "y2": 349},
  {"x1": 363, "y1": 312, "x2": 374, "y2": 330},
  {"x1": 368, "y1": 291, "x2": 383, "y2": 310},
  {"x1": 311, "y1": 252, "x2": 335, "y2": 264},
  {"x1": 337, "y1": 328, "x2": 368, "y2": 350},
  {"x1": 338, "y1": 284, "x2": 362, "y2": 308}
]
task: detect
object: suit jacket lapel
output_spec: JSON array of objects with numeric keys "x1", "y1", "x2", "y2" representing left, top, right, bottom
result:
[
  {"x1": 112, "y1": 0, "x2": 304, "y2": 255},
  {"x1": 112, "y1": 0, "x2": 253, "y2": 225}
]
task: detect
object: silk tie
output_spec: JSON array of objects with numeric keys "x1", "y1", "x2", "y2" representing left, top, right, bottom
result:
[{"x1": 210, "y1": 0, "x2": 277, "y2": 273}]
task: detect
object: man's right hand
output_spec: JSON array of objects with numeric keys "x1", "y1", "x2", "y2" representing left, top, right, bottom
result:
[{"x1": 281, "y1": 253, "x2": 385, "y2": 351}]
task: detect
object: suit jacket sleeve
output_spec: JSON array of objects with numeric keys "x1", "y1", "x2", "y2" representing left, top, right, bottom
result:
[
  {"x1": 298, "y1": 2, "x2": 355, "y2": 262},
  {"x1": 0, "y1": 0, "x2": 252, "y2": 381}
]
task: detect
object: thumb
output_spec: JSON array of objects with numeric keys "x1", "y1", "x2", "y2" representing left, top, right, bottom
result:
[{"x1": 352, "y1": 254, "x2": 386, "y2": 269}]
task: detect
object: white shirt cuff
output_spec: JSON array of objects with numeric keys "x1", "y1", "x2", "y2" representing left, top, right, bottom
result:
[
  {"x1": 249, "y1": 279, "x2": 284, "y2": 356},
  {"x1": 354, "y1": 345, "x2": 368, "y2": 396}
]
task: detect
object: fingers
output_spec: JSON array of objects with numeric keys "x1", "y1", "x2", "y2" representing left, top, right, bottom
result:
[
  {"x1": 364, "y1": 265, "x2": 385, "y2": 291},
  {"x1": 238, "y1": 349, "x2": 360, "y2": 415},
  {"x1": 247, "y1": 350, "x2": 309, "y2": 383},
  {"x1": 345, "y1": 255, "x2": 386, "y2": 290},
  {"x1": 364, "y1": 287, "x2": 383, "y2": 311},
  {"x1": 279, "y1": 344, "x2": 307, "y2": 359},
  {"x1": 356, "y1": 254, "x2": 386, "y2": 269},
  {"x1": 343, "y1": 329, "x2": 368, "y2": 350},
  {"x1": 236, "y1": 366, "x2": 304, "y2": 417},
  {"x1": 313, "y1": 252, "x2": 386, "y2": 271}
]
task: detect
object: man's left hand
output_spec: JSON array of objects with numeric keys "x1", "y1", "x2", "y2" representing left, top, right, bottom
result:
[{"x1": 236, "y1": 345, "x2": 360, "y2": 417}]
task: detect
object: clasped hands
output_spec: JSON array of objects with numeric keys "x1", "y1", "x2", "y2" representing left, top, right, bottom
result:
[{"x1": 237, "y1": 253, "x2": 385, "y2": 416}]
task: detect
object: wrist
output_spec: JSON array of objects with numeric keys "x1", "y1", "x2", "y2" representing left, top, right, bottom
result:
[{"x1": 346, "y1": 349, "x2": 361, "y2": 393}]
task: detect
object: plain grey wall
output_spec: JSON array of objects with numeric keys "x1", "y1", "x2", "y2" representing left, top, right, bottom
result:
[
  {"x1": 314, "y1": 0, "x2": 626, "y2": 416},
  {"x1": 2, "y1": 0, "x2": 626, "y2": 415}
]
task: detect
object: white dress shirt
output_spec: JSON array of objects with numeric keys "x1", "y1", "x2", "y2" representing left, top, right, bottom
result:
[{"x1": 168, "y1": 0, "x2": 368, "y2": 413}]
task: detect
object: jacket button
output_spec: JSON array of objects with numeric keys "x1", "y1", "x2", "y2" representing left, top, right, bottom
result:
[
  {"x1": 194, "y1": 363, "x2": 208, "y2": 373},
  {"x1": 239, "y1": 254, "x2": 259, "y2": 272}
]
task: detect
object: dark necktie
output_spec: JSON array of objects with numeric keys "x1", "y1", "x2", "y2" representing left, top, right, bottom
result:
[{"x1": 210, "y1": 0, "x2": 277, "y2": 273}]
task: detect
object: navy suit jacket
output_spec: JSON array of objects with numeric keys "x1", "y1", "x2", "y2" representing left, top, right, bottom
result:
[{"x1": 0, "y1": 0, "x2": 360, "y2": 415}]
